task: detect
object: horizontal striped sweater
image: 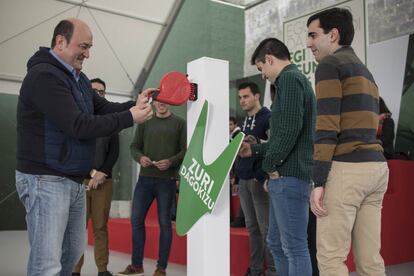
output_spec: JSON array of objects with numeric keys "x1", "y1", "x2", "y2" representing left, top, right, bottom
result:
[{"x1": 313, "y1": 46, "x2": 385, "y2": 187}]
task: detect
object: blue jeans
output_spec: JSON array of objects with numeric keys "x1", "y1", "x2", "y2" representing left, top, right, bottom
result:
[
  {"x1": 131, "y1": 176, "x2": 176, "y2": 269},
  {"x1": 267, "y1": 176, "x2": 312, "y2": 276},
  {"x1": 15, "y1": 171, "x2": 86, "y2": 276}
]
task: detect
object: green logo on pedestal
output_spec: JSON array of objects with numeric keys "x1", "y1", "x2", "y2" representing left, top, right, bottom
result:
[{"x1": 176, "y1": 100, "x2": 244, "y2": 236}]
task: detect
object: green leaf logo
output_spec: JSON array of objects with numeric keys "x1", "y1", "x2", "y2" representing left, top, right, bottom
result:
[{"x1": 176, "y1": 100, "x2": 244, "y2": 236}]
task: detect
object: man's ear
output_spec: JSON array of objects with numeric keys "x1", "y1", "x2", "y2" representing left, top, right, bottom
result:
[
  {"x1": 54, "y1": 35, "x2": 67, "y2": 50},
  {"x1": 330, "y1": 28, "x2": 340, "y2": 43},
  {"x1": 265, "y1": 54, "x2": 273, "y2": 65}
]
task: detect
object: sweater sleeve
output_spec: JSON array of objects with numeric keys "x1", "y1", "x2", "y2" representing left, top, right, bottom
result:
[
  {"x1": 130, "y1": 124, "x2": 145, "y2": 162},
  {"x1": 93, "y1": 92, "x2": 135, "y2": 115},
  {"x1": 98, "y1": 134, "x2": 120, "y2": 176},
  {"x1": 312, "y1": 61, "x2": 342, "y2": 187},
  {"x1": 168, "y1": 120, "x2": 187, "y2": 167}
]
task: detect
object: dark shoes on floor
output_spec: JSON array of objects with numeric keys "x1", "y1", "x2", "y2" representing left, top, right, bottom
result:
[
  {"x1": 244, "y1": 268, "x2": 265, "y2": 276},
  {"x1": 98, "y1": 271, "x2": 114, "y2": 276},
  {"x1": 117, "y1": 264, "x2": 144, "y2": 275},
  {"x1": 231, "y1": 216, "x2": 246, "y2": 228},
  {"x1": 153, "y1": 268, "x2": 166, "y2": 276},
  {"x1": 72, "y1": 271, "x2": 114, "y2": 276}
]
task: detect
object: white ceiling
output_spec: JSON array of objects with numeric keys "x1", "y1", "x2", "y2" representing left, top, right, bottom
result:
[{"x1": 0, "y1": 0, "x2": 181, "y2": 99}]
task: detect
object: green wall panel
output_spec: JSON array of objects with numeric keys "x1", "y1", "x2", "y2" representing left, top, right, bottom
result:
[
  {"x1": 0, "y1": 93, "x2": 26, "y2": 230},
  {"x1": 144, "y1": 0, "x2": 245, "y2": 119}
]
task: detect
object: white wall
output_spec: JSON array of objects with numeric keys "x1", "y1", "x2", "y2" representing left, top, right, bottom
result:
[
  {"x1": 367, "y1": 35, "x2": 409, "y2": 128},
  {"x1": 0, "y1": 0, "x2": 179, "y2": 97}
]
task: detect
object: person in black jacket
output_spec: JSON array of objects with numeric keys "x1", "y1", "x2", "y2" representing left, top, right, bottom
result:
[
  {"x1": 377, "y1": 97, "x2": 395, "y2": 159},
  {"x1": 72, "y1": 78, "x2": 119, "y2": 276},
  {"x1": 229, "y1": 116, "x2": 245, "y2": 226},
  {"x1": 16, "y1": 18, "x2": 153, "y2": 276},
  {"x1": 234, "y1": 82, "x2": 275, "y2": 276}
]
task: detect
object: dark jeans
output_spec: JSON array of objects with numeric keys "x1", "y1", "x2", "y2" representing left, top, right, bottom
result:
[{"x1": 131, "y1": 176, "x2": 176, "y2": 269}]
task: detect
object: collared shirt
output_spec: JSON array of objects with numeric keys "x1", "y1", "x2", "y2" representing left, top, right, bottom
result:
[{"x1": 49, "y1": 49, "x2": 80, "y2": 82}]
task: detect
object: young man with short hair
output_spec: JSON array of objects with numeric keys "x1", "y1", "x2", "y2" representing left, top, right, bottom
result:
[
  {"x1": 235, "y1": 82, "x2": 274, "y2": 276},
  {"x1": 119, "y1": 101, "x2": 186, "y2": 276},
  {"x1": 307, "y1": 8, "x2": 389, "y2": 276},
  {"x1": 240, "y1": 38, "x2": 316, "y2": 276}
]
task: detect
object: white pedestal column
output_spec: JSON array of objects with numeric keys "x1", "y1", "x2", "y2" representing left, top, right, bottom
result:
[{"x1": 186, "y1": 57, "x2": 230, "y2": 276}]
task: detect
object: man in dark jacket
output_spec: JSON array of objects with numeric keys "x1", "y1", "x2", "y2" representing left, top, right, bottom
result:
[
  {"x1": 234, "y1": 82, "x2": 275, "y2": 276},
  {"x1": 16, "y1": 18, "x2": 153, "y2": 276},
  {"x1": 72, "y1": 78, "x2": 119, "y2": 276}
]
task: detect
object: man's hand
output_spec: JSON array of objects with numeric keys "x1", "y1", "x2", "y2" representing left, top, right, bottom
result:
[
  {"x1": 139, "y1": 88, "x2": 158, "y2": 106},
  {"x1": 139, "y1": 156, "x2": 153, "y2": 168},
  {"x1": 231, "y1": 184, "x2": 239, "y2": 195},
  {"x1": 239, "y1": 142, "x2": 252, "y2": 157},
  {"x1": 263, "y1": 179, "x2": 269, "y2": 192},
  {"x1": 244, "y1": 135, "x2": 257, "y2": 144},
  {"x1": 268, "y1": 171, "x2": 280, "y2": 180},
  {"x1": 310, "y1": 186, "x2": 328, "y2": 217},
  {"x1": 130, "y1": 88, "x2": 157, "y2": 124},
  {"x1": 153, "y1": 159, "x2": 171, "y2": 171},
  {"x1": 88, "y1": 171, "x2": 106, "y2": 189}
]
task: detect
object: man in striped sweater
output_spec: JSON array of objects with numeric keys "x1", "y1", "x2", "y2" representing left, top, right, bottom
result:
[
  {"x1": 240, "y1": 37, "x2": 316, "y2": 276},
  {"x1": 307, "y1": 8, "x2": 389, "y2": 276}
]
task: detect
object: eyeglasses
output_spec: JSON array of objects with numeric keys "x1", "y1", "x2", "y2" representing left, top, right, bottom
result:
[{"x1": 93, "y1": 88, "x2": 106, "y2": 97}]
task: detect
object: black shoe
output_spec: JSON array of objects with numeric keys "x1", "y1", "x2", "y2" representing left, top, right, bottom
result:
[
  {"x1": 98, "y1": 271, "x2": 113, "y2": 276},
  {"x1": 72, "y1": 273, "x2": 81, "y2": 276},
  {"x1": 244, "y1": 268, "x2": 264, "y2": 276},
  {"x1": 230, "y1": 217, "x2": 245, "y2": 228}
]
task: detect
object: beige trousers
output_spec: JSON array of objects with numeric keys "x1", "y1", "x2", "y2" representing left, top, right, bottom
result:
[
  {"x1": 73, "y1": 178, "x2": 113, "y2": 273},
  {"x1": 317, "y1": 161, "x2": 389, "y2": 276}
]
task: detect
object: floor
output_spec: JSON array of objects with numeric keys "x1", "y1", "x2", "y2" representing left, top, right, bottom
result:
[
  {"x1": 1, "y1": 230, "x2": 413, "y2": 276},
  {"x1": 0, "y1": 231, "x2": 185, "y2": 276}
]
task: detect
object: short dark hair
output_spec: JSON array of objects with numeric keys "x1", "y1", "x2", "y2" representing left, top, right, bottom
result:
[
  {"x1": 51, "y1": 20, "x2": 74, "y2": 48},
  {"x1": 238, "y1": 82, "x2": 261, "y2": 96},
  {"x1": 229, "y1": 116, "x2": 237, "y2": 124},
  {"x1": 307, "y1": 7, "x2": 354, "y2": 46},
  {"x1": 90, "y1": 78, "x2": 106, "y2": 89},
  {"x1": 250, "y1": 38, "x2": 291, "y2": 65}
]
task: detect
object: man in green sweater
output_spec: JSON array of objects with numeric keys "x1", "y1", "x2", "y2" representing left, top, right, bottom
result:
[
  {"x1": 240, "y1": 37, "x2": 316, "y2": 276},
  {"x1": 118, "y1": 101, "x2": 186, "y2": 276},
  {"x1": 307, "y1": 8, "x2": 388, "y2": 276}
]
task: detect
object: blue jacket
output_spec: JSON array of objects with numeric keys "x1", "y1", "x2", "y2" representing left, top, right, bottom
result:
[
  {"x1": 235, "y1": 107, "x2": 271, "y2": 181},
  {"x1": 17, "y1": 47, "x2": 134, "y2": 182}
]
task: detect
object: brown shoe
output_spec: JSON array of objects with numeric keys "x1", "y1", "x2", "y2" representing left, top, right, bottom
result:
[
  {"x1": 153, "y1": 268, "x2": 166, "y2": 276},
  {"x1": 117, "y1": 265, "x2": 144, "y2": 276}
]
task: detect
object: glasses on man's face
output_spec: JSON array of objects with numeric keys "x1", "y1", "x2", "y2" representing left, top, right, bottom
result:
[{"x1": 93, "y1": 88, "x2": 106, "y2": 97}]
